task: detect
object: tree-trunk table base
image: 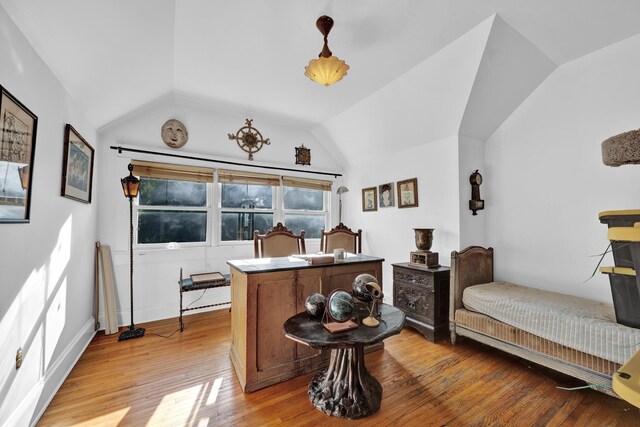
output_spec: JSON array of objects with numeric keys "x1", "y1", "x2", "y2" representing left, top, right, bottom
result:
[{"x1": 307, "y1": 344, "x2": 382, "y2": 419}]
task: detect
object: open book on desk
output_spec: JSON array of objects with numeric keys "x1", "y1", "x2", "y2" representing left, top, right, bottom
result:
[
  {"x1": 190, "y1": 272, "x2": 226, "y2": 284},
  {"x1": 291, "y1": 254, "x2": 336, "y2": 265}
]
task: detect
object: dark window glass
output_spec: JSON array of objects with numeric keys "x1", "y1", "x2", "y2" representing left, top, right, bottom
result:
[
  {"x1": 221, "y1": 212, "x2": 273, "y2": 241},
  {"x1": 139, "y1": 178, "x2": 206, "y2": 207},
  {"x1": 283, "y1": 187, "x2": 323, "y2": 211},
  {"x1": 138, "y1": 210, "x2": 207, "y2": 244},
  {"x1": 284, "y1": 214, "x2": 324, "y2": 238},
  {"x1": 221, "y1": 183, "x2": 272, "y2": 209}
]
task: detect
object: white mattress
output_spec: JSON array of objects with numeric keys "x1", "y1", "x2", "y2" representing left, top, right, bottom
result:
[{"x1": 462, "y1": 281, "x2": 640, "y2": 365}]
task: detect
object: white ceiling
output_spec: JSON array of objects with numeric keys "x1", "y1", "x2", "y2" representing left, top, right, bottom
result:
[{"x1": 2, "y1": 0, "x2": 640, "y2": 129}]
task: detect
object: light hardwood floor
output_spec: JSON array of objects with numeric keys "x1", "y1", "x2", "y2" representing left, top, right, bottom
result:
[{"x1": 39, "y1": 310, "x2": 638, "y2": 426}]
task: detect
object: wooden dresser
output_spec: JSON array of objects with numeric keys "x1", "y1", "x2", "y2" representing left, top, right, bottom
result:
[{"x1": 392, "y1": 263, "x2": 450, "y2": 342}]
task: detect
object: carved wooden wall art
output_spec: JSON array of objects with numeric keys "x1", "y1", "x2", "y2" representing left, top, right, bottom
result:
[
  {"x1": 228, "y1": 118, "x2": 270, "y2": 160},
  {"x1": 295, "y1": 144, "x2": 311, "y2": 165}
]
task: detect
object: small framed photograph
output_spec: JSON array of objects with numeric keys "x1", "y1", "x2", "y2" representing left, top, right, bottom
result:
[
  {"x1": 362, "y1": 187, "x2": 377, "y2": 212},
  {"x1": 61, "y1": 124, "x2": 95, "y2": 203},
  {"x1": 0, "y1": 86, "x2": 38, "y2": 223},
  {"x1": 397, "y1": 178, "x2": 418, "y2": 208},
  {"x1": 378, "y1": 182, "x2": 395, "y2": 208}
]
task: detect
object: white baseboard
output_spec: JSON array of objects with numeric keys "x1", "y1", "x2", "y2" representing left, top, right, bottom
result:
[
  {"x1": 98, "y1": 294, "x2": 231, "y2": 331},
  {"x1": 3, "y1": 318, "x2": 96, "y2": 427}
]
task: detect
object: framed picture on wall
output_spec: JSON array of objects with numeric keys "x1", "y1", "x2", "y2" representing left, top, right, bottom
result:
[
  {"x1": 61, "y1": 124, "x2": 95, "y2": 203},
  {"x1": 362, "y1": 187, "x2": 377, "y2": 212},
  {"x1": 397, "y1": 178, "x2": 418, "y2": 208},
  {"x1": 378, "y1": 182, "x2": 394, "y2": 208},
  {"x1": 0, "y1": 85, "x2": 38, "y2": 223}
]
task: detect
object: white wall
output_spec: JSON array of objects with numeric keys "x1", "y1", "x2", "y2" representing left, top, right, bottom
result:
[
  {"x1": 0, "y1": 5, "x2": 98, "y2": 426},
  {"x1": 313, "y1": 17, "x2": 495, "y2": 297},
  {"x1": 96, "y1": 94, "x2": 345, "y2": 326},
  {"x1": 485, "y1": 33, "x2": 640, "y2": 302},
  {"x1": 458, "y1": 135, "x2": 486, "y2": 248},
  {"x1": 341, "y1": 136, "x2": 460, "y2": 298}
]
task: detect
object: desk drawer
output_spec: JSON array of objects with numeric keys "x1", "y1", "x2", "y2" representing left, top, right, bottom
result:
[{"x1": 393, "y1": 267, "x2": 433, "y2": 289}]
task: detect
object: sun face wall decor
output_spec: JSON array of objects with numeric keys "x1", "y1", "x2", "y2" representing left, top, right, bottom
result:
[
  {"x1": 228, "y1": 118, "x2": 271, "y2": 160},
  {"x1": 161, "y1": 119, "x2": 188, "y2": 148}
]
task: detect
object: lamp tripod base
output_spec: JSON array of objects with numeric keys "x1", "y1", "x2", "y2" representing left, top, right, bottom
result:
[
  {"x1": 362, "y1": 316, "x2": 379, "y2": 327},
  {"x1": 118, "y1": 326, "x2": 145, "y2": 341}
]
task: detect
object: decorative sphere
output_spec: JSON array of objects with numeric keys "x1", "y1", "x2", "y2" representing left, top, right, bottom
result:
[
  {"x1": 305, "y1": 293, "x2": 326, "y2": 318},
  {"x1": 352, "y1": 274, "x2": 380, "y2": 303},
  {"x1": 327, "y1": 290, "x2": 355, "y2": 322}
]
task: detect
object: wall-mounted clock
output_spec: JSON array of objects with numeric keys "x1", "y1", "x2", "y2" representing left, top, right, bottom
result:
[{"x1": 469, "y1": 169, "x2": 484, "y2": 215}]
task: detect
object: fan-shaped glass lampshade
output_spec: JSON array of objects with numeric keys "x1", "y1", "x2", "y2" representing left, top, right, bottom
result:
[{"x1": 305, "y1": 56, "x2": 350, "y2": 87}]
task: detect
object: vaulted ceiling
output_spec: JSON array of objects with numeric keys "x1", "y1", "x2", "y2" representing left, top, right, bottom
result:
[{"x1": 2, "y1": 0, "x2": 640, "y2": 130}]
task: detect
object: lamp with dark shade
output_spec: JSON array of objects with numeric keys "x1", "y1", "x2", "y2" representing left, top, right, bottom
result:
[{"x1": 119, "y1": 163, "x2": 144, "y2": 341}]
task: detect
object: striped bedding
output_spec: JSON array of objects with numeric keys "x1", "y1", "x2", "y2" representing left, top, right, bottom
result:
[{"x1": 462, "y1": 281, "x2": 640, "y2": 365}]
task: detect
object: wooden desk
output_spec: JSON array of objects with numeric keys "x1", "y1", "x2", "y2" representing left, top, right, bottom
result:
[
  {"x1": 227, "y1": 254, "x2": 384, "y2": 392},
  {"x1": 284, "y1": 304, "x2": 405, "y2": 419}
]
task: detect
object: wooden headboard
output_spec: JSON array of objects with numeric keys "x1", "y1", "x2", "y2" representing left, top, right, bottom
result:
[{"x1": 449, "y1": 246, "x2": 494, "y2": 330}]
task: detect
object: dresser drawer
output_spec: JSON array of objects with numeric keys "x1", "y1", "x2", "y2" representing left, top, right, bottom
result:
[
  {"x1": 393, "y1": 267, "x2": 433, "y2": 289},
  {"x1": 394, "y1": 281, "x2": 434, "y2": 325}
]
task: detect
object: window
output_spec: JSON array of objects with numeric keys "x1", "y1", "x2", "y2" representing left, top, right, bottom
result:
[
  {"x1": 281, "y1": 176, "x2": 331, "y2": 239},
  {"x1": 132, "y1": 161, "x2": 213, "y2": 245},
  {"x1": 218, "y1": 169, "x2": 279, "y2": 242},
  {"x1": 282, "y1": 187, "x2": 326, "y2": 238},
  {"x1": 129, "y1": 161, "x2": 334, "y2": 245},
  {"x1": 220, "y1": 183, "x2": 274, "y2": 241},
  {"x1": 137, "y1": 178, "x2": 208, "y2": 244}
]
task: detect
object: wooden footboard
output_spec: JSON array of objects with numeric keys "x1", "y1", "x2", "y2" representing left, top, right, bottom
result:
[{"x1": 449, "y1": 246, "x2": 494, "y2": 343}]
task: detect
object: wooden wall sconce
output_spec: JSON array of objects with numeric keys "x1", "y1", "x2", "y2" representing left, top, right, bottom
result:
[{"x1": 469, "y1": 170, "x2": 484, "y2": 215}]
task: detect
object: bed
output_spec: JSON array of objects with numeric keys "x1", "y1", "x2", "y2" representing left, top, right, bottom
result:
[{"x1": 449, "y1": 246, "x2": 640, "y2": 397}]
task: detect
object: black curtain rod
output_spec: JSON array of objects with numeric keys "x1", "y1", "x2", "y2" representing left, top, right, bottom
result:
[{"x1": 110, "y1": 146, "x2": 342, "y2": 178}]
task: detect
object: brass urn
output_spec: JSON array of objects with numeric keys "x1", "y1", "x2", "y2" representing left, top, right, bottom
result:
[
  {"x1": 413, "y1": 228, "x2": 434, "y2": 252},
  {"x1": 411, "y1": 228, "x2": 439, "y2": 268}
]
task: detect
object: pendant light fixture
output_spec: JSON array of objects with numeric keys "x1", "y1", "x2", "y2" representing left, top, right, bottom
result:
[{"x1": 305, "y1": 15, "x2": 350, "y2": 87}]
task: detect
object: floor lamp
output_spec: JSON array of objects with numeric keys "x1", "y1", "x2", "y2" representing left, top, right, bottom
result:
[
  {"x1": 119, "y1": 163, "x2": 145, "y2": 341},
  {"x1": 337, "y1": 186, "x2": 349, "y2": 224}
]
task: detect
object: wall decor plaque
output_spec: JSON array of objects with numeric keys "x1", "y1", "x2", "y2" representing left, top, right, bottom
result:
[
  {"x1": 0, "y1": 86, "x2": 38, "y2": 223},
  {"x1": 397, "y1": 177, "x2": 418, "y2": 208},
  {"x1": 362, "y1": 187, "x2": 377, "y2": 212},
  {"x1": 61, "y1": 124, "x2": 94, "y2": 203}
]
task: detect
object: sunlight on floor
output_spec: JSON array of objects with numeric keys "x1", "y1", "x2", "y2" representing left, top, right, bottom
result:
[
  {"x1": 76, "y1": 407, "x2": 129, "y2": 426},
  {"x1": 145, "y1": 377, "x2": 225, "y2": 426},
  {"x1": 206, "y1": 376, "x2": 224, "y2": 406},
  {"x1": 148, "y1": 384, "x2": 204, "y2": 425}
]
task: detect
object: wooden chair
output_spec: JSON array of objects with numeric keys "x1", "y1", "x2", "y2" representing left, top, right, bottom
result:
[
  {"x1": 320, "y1": 223, "x2": 362, "y2": 254},
  {"x1": 254, "y1": 222, "x2": 306, "y2": 258}
]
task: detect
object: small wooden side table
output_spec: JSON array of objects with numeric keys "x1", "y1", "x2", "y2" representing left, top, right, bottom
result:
[
  {"x1": 283, "y1": 304, "x2": 405, "y2": 419},
  {"x1": 392, "y1": 263, "x2": 450, "y2": 342},
  {"x1": 178, "y1": 268, "x2": 230, "y2": 331}
]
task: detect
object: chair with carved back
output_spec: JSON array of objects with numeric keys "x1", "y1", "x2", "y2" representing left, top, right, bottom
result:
[
  {"x1": 320, "y1": 223, "x2": 362, "y2": 254},
  {"x1": 254, "y1": 222, "x2": 306, "y2": 258}
]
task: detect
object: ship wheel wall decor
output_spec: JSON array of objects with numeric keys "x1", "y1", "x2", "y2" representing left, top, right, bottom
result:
[{"x1": 228, "y1": 118, "x2": 271, "y2": 160}]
